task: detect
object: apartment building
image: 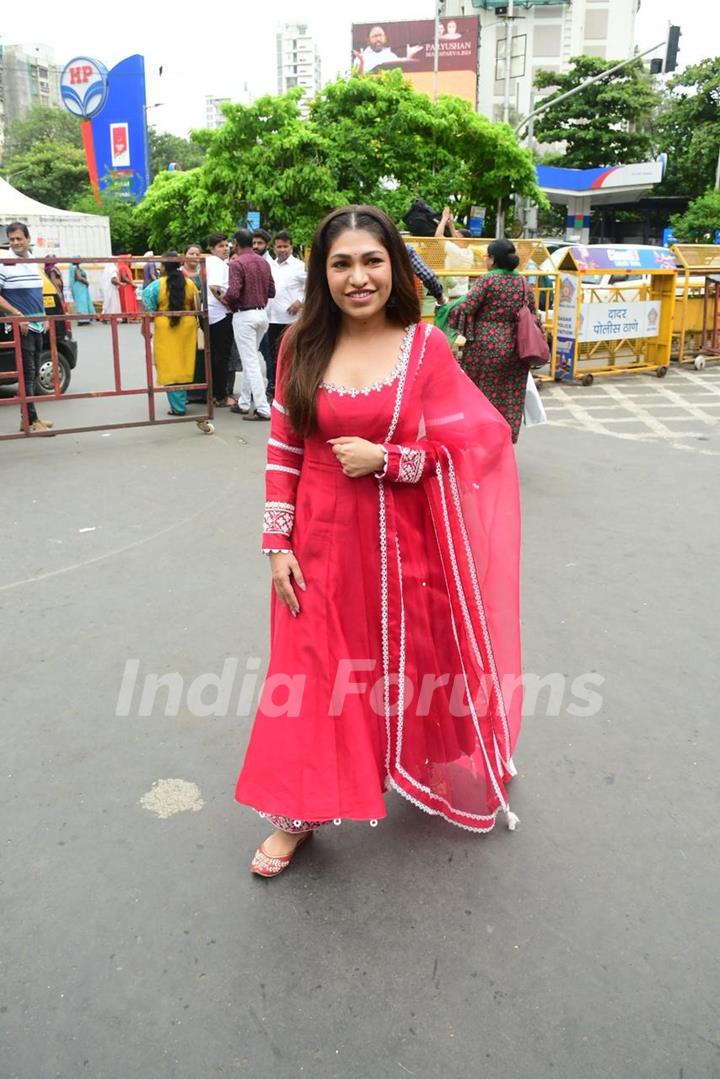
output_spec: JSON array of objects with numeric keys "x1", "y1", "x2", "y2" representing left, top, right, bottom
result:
[
  {"x1": 0, "y1": 42, "x2": 61, "y2": 159},
  {"x1": 276, "y1": 23, "x2": 322, "y2": 113},
  {"x1": 440, "y1": 0, "x2": 640, "y2": 121}
]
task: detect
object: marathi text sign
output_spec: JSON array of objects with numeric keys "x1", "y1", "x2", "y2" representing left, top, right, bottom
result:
[{"x1": 578, "y1": 301, "x2": 661, "y2": 342}]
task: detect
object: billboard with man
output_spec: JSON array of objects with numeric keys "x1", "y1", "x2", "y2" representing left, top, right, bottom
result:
[{"x1": 351, "y1": 18, "x2": 478, "y2": 105}]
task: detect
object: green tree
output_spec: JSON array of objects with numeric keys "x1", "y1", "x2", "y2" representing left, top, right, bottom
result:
[
  {"x1": 148, "y1": 128, "x2": 206, "y2": 178},
  {"x1": 3, "y1": 105, "x2": 82, "y2": 161},
  {"x1": 309, "y1": 72, "x2": 541, "y2": 226},
  {"x1": 670, "y1": 189, "x2": 720, "y2": 241},
  {"x1": 134, "y1": 169, "x2": 225, "y2": 251},
  {"x1": 533, "y1": 56, "x2": 659, "y2": 167},
  {"x1": 72, "y1": 180, "x2": 149, "y2": 253},
  {"x1": 657, "y1": 58, "x2": 720, "y2": 199},
  {"x1": 5, "y1": 142, "x2": 91, "y2": 209},
  {"x1": 137, "y1": 74, "x2": 543, "y2": 248}
]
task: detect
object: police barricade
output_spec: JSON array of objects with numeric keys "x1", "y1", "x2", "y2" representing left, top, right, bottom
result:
[
  {"x1": 0, "y1": 256, "x2": 215, "y2": 441},
  {"x1": 671, "y1": 244, "x2": 720, "y2": 368},
  {"x1": 550, "y1": 245, "x2": 676, "y2": 385},
  {"x1": 403, "y1": 236, "x2": 557, "y2": 382}
]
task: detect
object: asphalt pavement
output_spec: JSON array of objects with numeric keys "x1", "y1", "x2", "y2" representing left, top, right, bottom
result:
[{"x1": 1, "y1": 325, "x2": 718, "y2": 1079}]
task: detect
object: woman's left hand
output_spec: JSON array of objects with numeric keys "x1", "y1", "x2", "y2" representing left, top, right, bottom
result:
[{"x1": 328, "y1": 437, "x2": 385, "y2": 478}]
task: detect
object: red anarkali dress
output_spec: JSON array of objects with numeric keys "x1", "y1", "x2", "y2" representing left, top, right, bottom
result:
[{"x1": 235, "y1": 322, "x2": 523, "y2": 833}]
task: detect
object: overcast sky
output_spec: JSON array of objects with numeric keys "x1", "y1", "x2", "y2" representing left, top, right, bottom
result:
[{"x1": 1, "y1": 0, "x2": 716, "y2": 136}]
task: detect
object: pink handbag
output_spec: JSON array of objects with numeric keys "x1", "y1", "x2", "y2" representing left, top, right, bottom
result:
[{"x1": 516, "y1": 277, "x2": 550, "y2": 368}]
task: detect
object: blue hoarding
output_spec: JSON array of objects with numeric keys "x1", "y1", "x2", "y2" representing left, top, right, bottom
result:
[{"x1": 90, "y1": 54, "x2": 149, "y2": 201}]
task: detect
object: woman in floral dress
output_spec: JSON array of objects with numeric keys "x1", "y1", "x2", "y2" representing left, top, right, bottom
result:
[
  {"x1": 448, "y1": 239, "x2": 533, "y2": 443},
  {"x1": 234, "y1": 206, "x2": 523, "y2": 878}
]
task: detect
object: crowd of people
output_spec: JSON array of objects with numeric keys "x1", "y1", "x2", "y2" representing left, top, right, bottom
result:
[
  {"x1": 2, "y1": 212, "x2": 542, "y2": 440},
  {"x1": 97, "y1": 228, "x2": 308, "y2": 418}
]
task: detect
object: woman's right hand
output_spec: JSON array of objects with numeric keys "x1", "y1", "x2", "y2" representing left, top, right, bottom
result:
[{"x1": 269, "y1": 552, "x2": 306, "y2": 617}]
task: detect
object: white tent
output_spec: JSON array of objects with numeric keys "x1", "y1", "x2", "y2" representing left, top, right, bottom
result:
[
  {"x1": 0, "y1": 177, "x2": 111, "y2": 258},
  {"x1": 0, "y1": 177, "x2": 112, "y2": 301}
]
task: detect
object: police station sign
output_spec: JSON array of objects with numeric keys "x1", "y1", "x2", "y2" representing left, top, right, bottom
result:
[
  {"x1": 578, "y1": 301, "x2": 661, "y2": 342},
  {"x1": 60, "y1": 57, "x2": 109, "y2": 119}
]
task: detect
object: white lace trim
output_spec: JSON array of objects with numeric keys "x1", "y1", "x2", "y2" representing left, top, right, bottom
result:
[
  {"x1": 268, "y1": 437, "x2": 303, "y2": 455},
  {"x1": 266, "y1": 463, "x2": 301, "y2": 477},
  {"x1": 263, "y1": 501, "x2": 295, "y2": 537},
  {"x1": 272, "y1": 399, "x2": 287, "y2": 414},
  {"x1": 388, "y1": 777, "x2": 503, "y2": 834},
  {"x1": 321, "y1": 324, "x2": 415, "y2": 397},
  {"x1": 443, "y1": 449, "x2": 511, "y2": 762},
  {"x1": 262, "y1": 548, "x2": 293, "y2": 555},
  {"x1": 433, "y1": 456, "x2": 508, "y2": 811},
  {"x1": 393, "y1": 517, "x2": 506, "y2": 821}
]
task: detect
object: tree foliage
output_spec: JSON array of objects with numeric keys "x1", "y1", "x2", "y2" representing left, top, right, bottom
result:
[
  {"x1": 3, "y1": 105, "x2": 82, "y2": 161},
  {"x1": 533, "y1": 56, "x2": 659, "y2": 167},
  {"x1": 138, "y1": 73, "x2": 543, "y2": 248},
  {"x1": 657, "y1": 59, "x2": 720, "y2": 199},
  {"x1": 148, "y1": 128, "x2": 206, "y2": 178},
  {"x1": 5, "y1": 142, "x2": 92, "y2": 210},
  {"x1": 670, "y1": 189, "x2": 720, "y2": 241}
]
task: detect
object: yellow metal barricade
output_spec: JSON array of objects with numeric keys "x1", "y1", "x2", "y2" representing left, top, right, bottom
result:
[
  {"x1": 405, "y1": 237, "x2": 557, "y2": 380},
  {"x1": 551, "y1": 246, "x2": 676, "y2": 384},
  {"x1": 671, "y1": 245, "x2": 720, "y2": 366}
]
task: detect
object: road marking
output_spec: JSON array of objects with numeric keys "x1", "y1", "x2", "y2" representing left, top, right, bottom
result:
[{"x1": 543, "y1": 370, "x2": 720, "y2": 456}]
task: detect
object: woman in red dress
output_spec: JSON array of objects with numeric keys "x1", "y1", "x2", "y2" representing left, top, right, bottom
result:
[
  {"x1": 116, "y1": 256, "x2": 139, "y2": 320},
  {"x1": 235, "y1": 206, "x2": 523, "y2": 877},
  {"x1": 448, "y1": 239, "x2": 533, "y2": 443}
]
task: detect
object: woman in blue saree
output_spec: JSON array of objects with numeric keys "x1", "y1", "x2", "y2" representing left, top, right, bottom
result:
[{"x1": 70, "y1": 259, "x2": 94, "y2": 324}]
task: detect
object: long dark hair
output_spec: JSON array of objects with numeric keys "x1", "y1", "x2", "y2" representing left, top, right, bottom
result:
[
  {"x1": 161, "y1": 251, "x2": 189, "y2": 327},
  {"x1": 284, "y1": 205, "x2": 420, "y2": 436}
]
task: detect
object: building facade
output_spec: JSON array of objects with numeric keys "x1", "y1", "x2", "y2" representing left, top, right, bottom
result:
[
  {"x1": 205, "y1": 84, "x2": 253, "y2": 129},
  {"x1": 439, "y1": 0, "x2": 641, "y2": 122},
  {"x1": 0, "y1": 43, "x2": 61, "y2": 159},
  {"x1": 205, "y1": 96, "x2": 231, "y2": 130},
  {"x1": 276, "y1": 23, "x2": 322, "y2": 113}
]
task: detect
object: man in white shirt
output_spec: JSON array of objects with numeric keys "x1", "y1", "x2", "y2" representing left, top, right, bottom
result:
[
  {"x1": 205, "y1": 232, "x2": 235, "y2": 406},
  {"x1": 265, "y1": 231, "x2": 306, "y2": 399},
  {"x1": 352, "y1": 25, "x2": 423, "y2": 73},
  {"x1": 252, "y1": 229, "x2": 274, "y2": 390}
]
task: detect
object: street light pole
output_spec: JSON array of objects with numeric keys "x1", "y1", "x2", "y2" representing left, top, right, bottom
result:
[
  {"x1": 433, "y1": 0, "x2": 442, "y2": 102},
  {"x1": 502, "y1": 0, "x2": 515, "y2": 125},
  {"x1": 143, "y1": 102, "x2": 165, "y2": 186},
  {"x1": 496, "y1": 0, "x2": 516, "y2": 237}
]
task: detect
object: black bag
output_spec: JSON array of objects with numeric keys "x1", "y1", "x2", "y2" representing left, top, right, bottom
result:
[{"x1": 402, "y1": 199, "x2": 444, "y2": 237}]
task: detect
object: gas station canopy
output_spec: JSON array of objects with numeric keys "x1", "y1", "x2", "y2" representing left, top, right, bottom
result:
[{"x1": 536, "y1": 162, "x2": 666, "y2": 243}]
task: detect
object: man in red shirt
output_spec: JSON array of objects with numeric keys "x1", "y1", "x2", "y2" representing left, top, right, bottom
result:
[{"x1": 225, "y1": 229, "x2": 276, "y2": 420}]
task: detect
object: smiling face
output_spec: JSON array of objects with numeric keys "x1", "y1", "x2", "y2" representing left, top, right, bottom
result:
[
  {"x1": 7, "y1": 228, "x2": 31, "y2": 256},
  {"x1": 326, "y1": 228, "x2": 393, "y2": 322}
]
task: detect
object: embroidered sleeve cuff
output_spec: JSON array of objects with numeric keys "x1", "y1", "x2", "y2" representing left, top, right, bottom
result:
[
  {"x1": 262, "y1": 548, "x2": 293, "y2": 555},
  {"x1": 383, "y1": 444, "x2": 427, "y2": 484},
  {"x1": 263, "y1": 501, "x2": 295, "y2": 538}
]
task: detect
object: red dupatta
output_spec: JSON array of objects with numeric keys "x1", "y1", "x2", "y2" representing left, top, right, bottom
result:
[{"x1": 379, "y1": 323, "x2": 522, "y2": 832}]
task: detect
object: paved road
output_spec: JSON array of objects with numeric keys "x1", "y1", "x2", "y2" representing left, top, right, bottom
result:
[{"x1": 1, "y1": 330, "x2": 718, "y2": 1078}]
